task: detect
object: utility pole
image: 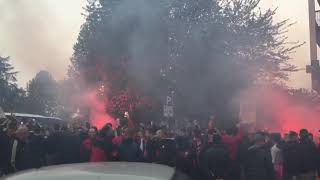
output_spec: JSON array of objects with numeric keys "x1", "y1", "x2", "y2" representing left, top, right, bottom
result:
[{"x1": 307, "y1": 0, "x2": 320, "y2": 92}]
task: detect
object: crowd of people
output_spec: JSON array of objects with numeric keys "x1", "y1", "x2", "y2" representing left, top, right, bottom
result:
[{"x1": 0, "y1": 116, "x2": 320, "y2": 180}]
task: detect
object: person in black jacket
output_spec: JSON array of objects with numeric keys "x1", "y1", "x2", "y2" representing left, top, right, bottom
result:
[
  {"x1": 155, "y1": 129, "x2": 176, "y2": 166},
  {"x1": 95, "y1": 125, "x2": 114, "y2": 161},
  {"x1": 26, "y1": 125, "x2": 45, "y2": 169},
  {"x1": 145, "y1": 130, "x2": 158, "y2": 163},
  {"x1": 296, "y1": 129, "x2": 317, "y2": 180},
  {"x1": 0, "y1": 120, "x2": 17, "y2": 175},
  {"x1": 45, "y1": 124, "x2": 63, "y2": 165},
  {"x1": 175, "y1": 128, "x2": 192, "y2": 174},
  {"x1": 237, "y1": 133, "x2": 253, "y2": 180},
  {"x1": 59, "y1": 128, "x2": 82, "y2": 164},
  {"x1": 282, "y1": 131, "x2": 301, "y2": 180},
  {"x1": 118, "y1": 128, "x2": 143, "y2": 162},
  {"x1": 243, "y1": 132, "x2": 275, "y2": 180},
  {"x1": 199, "y1": 133, "x2": 230, "y2": 180}
]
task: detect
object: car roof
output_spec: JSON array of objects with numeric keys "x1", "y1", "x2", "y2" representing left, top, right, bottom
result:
[
  {"x1": 5, "y1": 113, "x2": 45, "y2": 118},
  {"x1": 4, "y1": 113, "x2": 62, "y2": 121},
  {"x1": 3, "y1": 162, "x2": 175, "y2": 180}
]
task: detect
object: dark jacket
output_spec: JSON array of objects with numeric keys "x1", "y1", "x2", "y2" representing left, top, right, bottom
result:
[
  {"x1": 80, "y1": 137, "x2": 93, "y2": 162},
  {"x1": 9, "y1": 138, "x2": 28, "y2": 172},
  {"x1": 118, "y1": 138, "x2": 143, "y2": 162},
  {"x1": 26, "y1": 133, "x2": 45, "y2": 168},
  {"x1": 237, "y1": 135, "x2": 252, "y2": 164},
  {"x1": 45, "y1": 131, "x2": 63, "y2": 165},
  {"x1": 145, "y1": 138, "x2": 158, "y2": 163},
  {"x1": 199, "y1": 143, "x2": 230, "y2": 180},
  {"x1": 244, "y1": 144, "x2": 275, "y2": 180},
  {"x1": 175, "y1": 136, "x2": 191, "y2": 152},
  {"x1": 103, "y1": 135, "x2": 114, "y2": 159},
  {"x1": 175, "y1": 136, "x2": 192, "y2": 173},
  {"x1": 156, "y1": 138, "x2": 176, "y2": 166},
  {"x1": 0, "y1": 131, "x2": 11, "y2": 173},
  {"x1": 298, "y1": 139, "x2": 318, "y2": 173},
  {"x1": 135, "y1": 138, "x2": 146, "y2": 154},
  {"x1": 282, "y1": 141, "x2": 301, "y2": 175},
  {"x1": 60, "y1": 132, "x2": 82, "y2": 164}
]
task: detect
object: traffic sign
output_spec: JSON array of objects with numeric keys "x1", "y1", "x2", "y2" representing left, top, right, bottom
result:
[
  {"x1": 0, "y1": 107, "x2": 5, "y2": 119},
  {"x1": 163, "y1": 105, "x2": 174, "y2": 117},
  {"x1": 166, "y1": 96, "x2": 173, "y2": 105}
]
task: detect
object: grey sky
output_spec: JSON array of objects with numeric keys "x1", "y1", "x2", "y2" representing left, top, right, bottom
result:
[
  {"x1": 0, "y1": 0, "x2": 315, "y2": 89},
  {"x1": 0, "y1": 0, "x2": 85, "y2": 86}
]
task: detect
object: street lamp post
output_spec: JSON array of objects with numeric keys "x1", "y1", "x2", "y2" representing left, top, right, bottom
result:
[
  {"x1": 307, "y1": 0, "x2": 320, "y2": 92},
  {"x1": 308, "y1": 0, "x2": 317, "y2": 62}
]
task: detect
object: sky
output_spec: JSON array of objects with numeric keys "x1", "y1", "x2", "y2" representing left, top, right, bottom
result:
[
  {"x1": 0, "y1": 0, "x2": 85, "y2": 86},
  {"x1": 0, "y1": 0, "x2": 316, "y2": 89}
]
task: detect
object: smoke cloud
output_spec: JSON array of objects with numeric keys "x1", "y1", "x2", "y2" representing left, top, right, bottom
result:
[
  {"x1": 80, "y1": 0, "x2": 314, "y2": 131},
  {"x1": 237, "y1": 85, "x2": 320, "y2": 136},
  {"x1": 87, "y1": 0, "x2": 254, "y2": 122},
  {"x1": 71, "y1": 86, "x2": 115, "y2": 129}
]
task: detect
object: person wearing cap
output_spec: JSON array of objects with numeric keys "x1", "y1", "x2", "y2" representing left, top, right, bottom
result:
[{"x1": 243, "y1": 132, "x2": 275, "y2": 180}]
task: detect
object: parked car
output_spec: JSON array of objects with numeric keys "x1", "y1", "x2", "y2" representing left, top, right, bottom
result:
[
  {"x1": 4, "y1": 113, "x2": 65, "y2": 127},
  {"x1": 1, "y1": 162, "x2": 191, "y2": 180}
]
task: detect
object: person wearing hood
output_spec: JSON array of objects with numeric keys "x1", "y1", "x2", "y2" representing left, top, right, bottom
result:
[
  {"x1": 117, "y1": 128, "x2": 143, "y2": 162},
  {"x1": 243, "y1": 132, "x2": 275, "y2": 180}
]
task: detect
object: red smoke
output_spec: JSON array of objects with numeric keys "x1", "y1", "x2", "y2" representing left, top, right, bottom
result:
[
  {"x1": 258, "y1": 89, "x2": 320, "y2": 136},
  {"x1": 238, "y1": 86, "x2": 320, "y2": 137},
  {"x1": 73, "y1": 88, "x2": 115, "y2": 129},
  {"x1": 85, "y1": 91, "x2": 115, "y2": 129}
]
